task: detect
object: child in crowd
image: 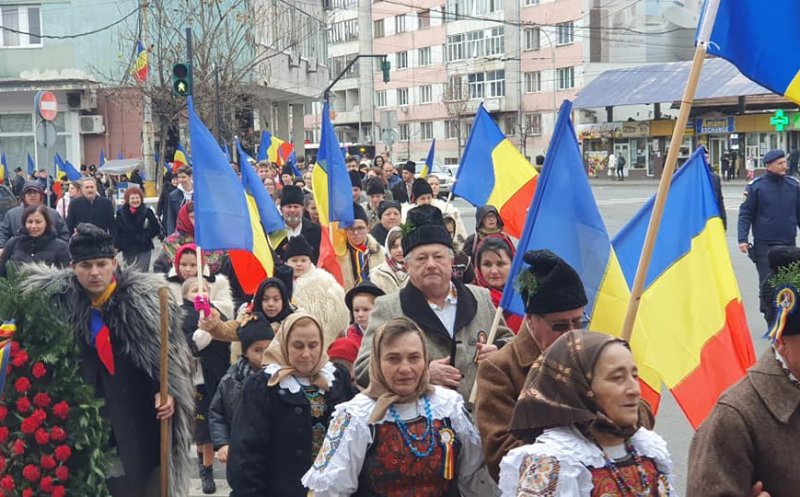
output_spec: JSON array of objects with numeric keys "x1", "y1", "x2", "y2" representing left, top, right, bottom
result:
[
  {"x1": 327, "y1": 336, "x2": 359, "y2": 387},
  {"x1": 343, "y1": 281, "x2": 385, "y2": 348},
  {"x1": 181, "y1": 277, "x2": 231, "y2": 494}
]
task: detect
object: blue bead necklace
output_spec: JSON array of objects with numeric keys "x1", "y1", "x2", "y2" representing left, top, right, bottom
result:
[{"x1": 388, "y1": 395, "x2": 435, "y2": 458}]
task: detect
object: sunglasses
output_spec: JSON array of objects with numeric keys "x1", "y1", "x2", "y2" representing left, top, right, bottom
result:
[{"x1": 541, "y1": 313, "x2": 591, "y2": 333}]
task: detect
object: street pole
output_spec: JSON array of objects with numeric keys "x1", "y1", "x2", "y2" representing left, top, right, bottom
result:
[
  {"x1": 185, "y1": 27, "x2": 193, "y2": 153},
  {"x1": 141, "y1": 0, "x2": 157, "y2": 197}
]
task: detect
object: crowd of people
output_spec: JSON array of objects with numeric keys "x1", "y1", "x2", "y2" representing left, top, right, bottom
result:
[{"x1": 1, "y1": 148, "x2": 799, "y2": 497}]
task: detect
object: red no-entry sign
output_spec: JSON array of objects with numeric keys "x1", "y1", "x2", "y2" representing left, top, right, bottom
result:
[{"x1": 35, "y1": 91, "x2": 58, "y2": 121}]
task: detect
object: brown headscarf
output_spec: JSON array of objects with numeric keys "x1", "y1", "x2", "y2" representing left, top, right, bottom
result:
[
  {"x1": 363, "y1": 317, "x2": 434, "y2": 423},
  {"x1": 262, "y1": 312, "x2": 331, "y2": 390},
  {"x1": 510, "y1": 330, "x2": 638, "y2": 442}
]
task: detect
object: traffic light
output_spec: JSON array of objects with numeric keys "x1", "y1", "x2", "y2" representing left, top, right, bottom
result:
[
  {"x1": 381, "y1": 59, "x2": 391, "y2": 83},
  {"x1": 172, "y1": 62, "x2": 192, "y2": 97}
]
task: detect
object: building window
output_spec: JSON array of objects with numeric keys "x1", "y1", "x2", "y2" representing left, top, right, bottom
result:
[
  {"x1": 487, "y1": 27, "x2": 504, "y2": 55},
  {"x1": 445, "y1": 76, "x2": 466, "y2": 101},
  {"x1": 304, "y1": 130, "x2": 315, "y2": 143},
  {"x1": 525, "y1": 0, "x2": 540, "y2": 5},
  {"x1": 374, "y1": 19, "x2": 384, "y2": 38},
  {"x1": 447, "y1": 27, "x2": 504, "y2": 61},
  {"x1": 445, "y1": 0, "x2": 459, "y2": 22},
  {"x1": 524, "y1": 28, "x2": 540, "y2": 51},
  {"x1": 467, "y1": 73, "x2": 485, "y2": 99},
  {"x1": 328, "y1": 19, "x2": 359, "y2": 44},
  {"x1": 446, "y1": 33, "x2": 465, "y2": 62},
  {"x1": 395, "y1": 14, "x2": 406, "y2": 34},
  {"x1": 557, "y1": 67, "x2": 575, "y2": 89},
  {"x1": 418, "y1": 9, "x2": 431, "y2": 29},
  {"x1": 396, "y1": 51, "x2": 408, "y2": 69},
  {"x1": 421, "y1": 121, "x2": 434, "y2": 140},
  {"x1": 557, "y1": 21, "x2": 574, "y2": 45},
  {"x1": 524, "y1": 71, "x2": 541, "y2": 93},
  {"x1": 445, "y1": 120, "x2": 460, "y2": 139},
  {"x1": 526, "y1": 114, "x2": 542, "y2": 136},
  {"x1": 486, "y1": 70, "x2": 505, "y2": 98},
  {"x1": 419, "y1": 85, "x2": 433, "y2": 104},
  {"x1": 1, "y1": 6, "x2": 42, "y2": 47},
  {"x1": 376, "y1": 91, "x2": 387, "y2": 108},
  {"x1": 399, "y1": 123, "x2": 410, "y2": 140},
  {"x1": 331, "y1": 55, "x2": 358, "y2": 79},
  {"x1": 418, "y1": 47, "x2": 432, "y2": 66},
  {"x1": 505, "y1": 116, "x2": 517, "y2": 136},
  {"x1": 489, "y1": 0, "x2": 502, "y2": 11},
  {"x1": 398, "y1": 88, "x2": 409, "y2": 106}
]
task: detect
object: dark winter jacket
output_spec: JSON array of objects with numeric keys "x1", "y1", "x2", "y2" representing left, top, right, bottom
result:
[
  {"x1": 0, "y1": 231, "x2": 70, "y2": 277},
  {"x1": 227, "y1": 363, "x2": 356, "y2": 497},
  {"x1": 181, "y1": 300, "x2": 231, "y2": 410},
  {"x1": 0, "y1": 204, "x2": 69, "y2": 247},
  {"x1": 208, "y1": 357, "x2": 254, "y2": 450},
  {"x1": 113, "y1": 205, "x2": 161, "y2": 254},
  {"x1": 66, "y1": 195, "x2": 115, "y2": 233},
  {"x1": 275, "y1": 218, "x2": 323, "y2": 264}
]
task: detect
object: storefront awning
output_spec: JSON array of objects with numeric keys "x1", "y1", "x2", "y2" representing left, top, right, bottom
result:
[{"x1": 573, "y1": 57, "x2": 772, "y2": 109}]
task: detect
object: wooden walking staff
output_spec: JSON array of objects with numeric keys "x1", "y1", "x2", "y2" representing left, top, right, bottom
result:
[
  {"x1": 620, "y1": 0, "x2": 720, "y2": 342},
  {"x1": 468, "y1": 306, "x2": 505, "y2": 404},
  {"x1": 157, "y1": 287, "x2": 171, "y2": 497}
]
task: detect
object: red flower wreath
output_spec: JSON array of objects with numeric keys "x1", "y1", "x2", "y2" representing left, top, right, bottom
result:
[
  {"x1": 22, "y1": 464, "x2": 41, "y2": 482},
  {"x1": 31, "y1": 361, "x2": 47, "y2": 379},
  {"x1": 52, "y1": 401, "x2": 69, "y2": 420}
]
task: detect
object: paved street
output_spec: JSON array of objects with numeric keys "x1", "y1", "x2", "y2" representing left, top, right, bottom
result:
[{"x1": 190, "y1": 179, "x2": 761, "y2": 495}]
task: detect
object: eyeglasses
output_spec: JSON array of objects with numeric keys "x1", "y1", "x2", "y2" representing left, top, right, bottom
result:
[
  {"x1": 541, "y1": 313, "x2": 590, "y2": 333},
  {"x1": 346, "y1": 226, "x2": 367, "y2": 233}
]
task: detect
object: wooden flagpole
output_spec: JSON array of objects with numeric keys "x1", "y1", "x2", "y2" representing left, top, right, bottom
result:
[
  {"x1": 468, "y1": 306, "x2": 504, "y2": 404},
  {"x1": 620, "y1": 0, "x2": 720, "y2": 342},
  {"x1": 157, "y1": 287, "x2": 171, "y2": 497}
]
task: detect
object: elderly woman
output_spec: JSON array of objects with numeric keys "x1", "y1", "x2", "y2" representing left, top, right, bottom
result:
[
  {"x1": 303, "y1": 317, "x2": 499, "y2": 497},
  {"x1": 499, "y1": 330, "x2": 676, "y2": 496},
  {"x1": 228, "y1": 312, "x2": 355, "y2": 497}
]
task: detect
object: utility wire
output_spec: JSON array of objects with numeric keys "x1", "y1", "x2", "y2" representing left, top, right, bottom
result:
[{"x1": 0, "y1": 7, "x2": 138, "y2": 40}]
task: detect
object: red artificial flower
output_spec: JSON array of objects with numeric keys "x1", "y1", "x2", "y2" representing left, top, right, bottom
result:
[
  {"x1": 52, "y1": 485, "x2": 65, "y2": 497},
  {"x1": 10, "y1": 341, "x2": 19, "y2": 356},
  {"x1": 54, "y1": 465, "x2": 68, "y2": 481},
  {"x1": 22, "y1": 488, "x2": 33, "y2": 497},
  {"x1": 0, "y1": 455, "x2": 6, "y2": 474},
  {"x1": 35, "y1": 428, "x2": 50, "y2": 445},
  {"x1": 32, "y1": 408, "x2": 46, "y2": 424},
  {"x1": 0, "y1": 426, "x2": 8, "y2": 444},
  {"x1": 40, "y1": 455, "x2": 57, "y2": 470},
  {"x1": 12, "y1": 439, "x2": 25, "y2": 456},
  {"x1": 31, "y1": 361, "x2": 47, "y2": 379},
  {"x1": 52, "y1": 401, "x2": 69, "y2": 420},
  {"x1": 22, "y1": 464, "x2": 41, "y2": 482},
  {"x1": 33, "y1": 392, "x2": 51, "y2": 408},
  {"x1": 0, "y1": 405, "x2": 6, "y2": 421},
  {"x1": 54, "y1": 445, "x2": 71, "y2": 462},
  {"x1": 50, "y1": 426, "x2": 67, "y2": 442},
  {"x1": 39, "y1": 476, "x2": 54, "y2": 492},
  {"x1": 14, "y1": 376, "x2": 31, "y2": 393},
  {"x1": 21, "y1": 416, "x2": 38, "y2": 435},
  {"x1": 11, "y1": 349, "x2": 29, "y2": 367},
  {"x1": 16, "y1": 396, "x2": 31, "y2": 414},
  {"x1": 0, "y1": 475, "x2": 13, "y2": 491}
]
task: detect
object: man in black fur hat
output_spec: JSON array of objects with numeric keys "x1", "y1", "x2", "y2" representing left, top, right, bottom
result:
[
  {"x1": 390, "y1": 160, "x2": 416, "y2": 203},
  {"x1": 20, "y1": 223, "x2": 195, "y2": 497},
  {"x1": 275, "y1": 185, "x2": 322, "y2": 264},
  {"x1": 354, "y1": 204, "x2": 513, "y2": 401}
]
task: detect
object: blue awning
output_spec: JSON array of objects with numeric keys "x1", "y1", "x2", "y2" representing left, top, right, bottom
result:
[{"x1": 573, "y1": 57, "x2": 772, "y2": 109}]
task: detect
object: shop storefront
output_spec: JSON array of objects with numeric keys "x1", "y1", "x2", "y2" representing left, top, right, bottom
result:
[{"x1": 578, "y1": 121, "x2": 651, "y2": 177}]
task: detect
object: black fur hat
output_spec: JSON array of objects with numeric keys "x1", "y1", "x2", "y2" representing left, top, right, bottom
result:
[
  {"x1": 517, "y1": 249, "x2": 588, "y2": 315},
  {"x1": 349, "y1": 170, "x2": 363, "y2": 189},
  {"x1": 412, "y1": 178, "x2": 433, "y2": 200},
  {"x1": 69, "y1": 223, "x2": 116, "y2": 263},
  {"x1": 280, "y1": 185, "x2": 305, "y2": 206},
  {"x1": 365, "y1": 179, "x2": 384, "y2": 196},
  {"x1": 401, "y1": 204, "x2": 452, "y2": 255},
  {"x1": 285, "y1": 235, "x2": 313, "y2": 260}
]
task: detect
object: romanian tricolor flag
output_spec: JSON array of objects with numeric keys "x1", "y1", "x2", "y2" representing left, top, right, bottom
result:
[
  {"x1": 452, "y1": 104, "x2": 538, "y2": 238},
  {"x1": 0, "y1": 320, "x2": 17, "y2": 393},
  {"x1": 189, "y1": 97, "x2": 258, "y2": 280},
  {"x1": 700, "y1": 0, "x2": 800, "y2": 104},
  {"x1": 132, "y1": 40, "x2": 149, "y2": 84},
  {"x1": 228, "y1": 139, "x2": 283, "y2": 295},
  {"x1": 420, "y1": 139, "x2": 434, "y2": 179},
  {"x1": 173, "y1": 145, "x2": 189, "y2": 173},
  {"x1": 311, "y1": 102, "x2": 353, "y2": 284},
  {"x1": 613, "y1": 146, "x2": 756, "y2": 428},
  {"x1": 0, "y1": 152, "x2": 6, "y2": 184},
  {"x1": 258, "y1": 131, "x2": 301, "y2": 176},
  {"x1": 499, "y1": 100, "x2": 659, "y2": 405}
]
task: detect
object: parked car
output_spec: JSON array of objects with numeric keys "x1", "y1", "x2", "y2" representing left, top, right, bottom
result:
[{"x1": 0, "y1": 184, "x2": 16, "y2": 221}]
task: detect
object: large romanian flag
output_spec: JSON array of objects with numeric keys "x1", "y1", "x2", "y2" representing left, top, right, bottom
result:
[
  {"x1": 311, "y1": 101, "x2": 353, "y2": 284},
  {"x1": 452, "y1": 104, "x2": 538, "y2": 238},
  {"x1": 258, "y1": 130, "x2": 300, "y2": 176},
  {"x1": 613, "y1": 146, "x2": 756, "y2": 428},
  {"x1": 499, "y1": 100, "x2": 661, "y2": 406},
  {"x1": 700, "y1": 0, "x2": 800, "y2": 104},
  {"x1": 132, "y1": 40, "x2": 149, "y2": 84},
  {"x1": 189, "y1": 97, "x2": 260, "y2": 286}
]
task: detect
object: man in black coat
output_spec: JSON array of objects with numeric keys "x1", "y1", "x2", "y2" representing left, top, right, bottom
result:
[
  {"x1": 66, "y1": 177, "x2": 115, "y2": 234},
  {"x1": 275, "y1": 185, "x2": 322, "y2": 264},
  {"x1": 390, "y1": 160, "x2": 416, "y2": 203}
]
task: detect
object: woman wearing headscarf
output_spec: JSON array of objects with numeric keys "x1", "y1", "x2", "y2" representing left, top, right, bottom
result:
[
  {"x1": 499, "y1": 330, "x2": 676, "y2": 496},
  {"x1": 228, "y1": 312, "x2": 356, "y2": 497},
  {"x1": 302, "y1": 317, "x2": 499, "y2": 497},
  {"x1": 463, "y1": 205, "x2": 514, "y2": 271},
  {"x1": 473, "y1": 236, "x2": 521, "y2": 333},
  {"x1": 369, "y1": 226, "x2": 408, "y2": 295},
  {"x1": 153, "y1": 202, "x2": 226, "y2": 275}
]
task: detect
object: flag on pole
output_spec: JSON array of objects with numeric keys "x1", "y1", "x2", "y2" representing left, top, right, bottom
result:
[
  {"x1": 173, "y1": 145, "x2": 189, "y2": 173},
  {"x1": 700, "y1": 0, "x2": 800, "y2": 104},
  {"x1": 311, "y1": 101, "x2": 353, "y2": 283},
  {"x1": 420, "y1": 139, "x2": 434, "y2": 179},
  {"x1": 612, "y1": 146, "x2": 756, "y2": 427},
  {"x1": 54, "y1": 153, "x2": 82, "y2": 181},
  {"x1": 452, "y1": 104, "x2": 538, "y2": 238},
  {"x1": 27, "y1": 154, "x2": 35, "y2": 176},
  {"x1": 188, "y1": 96, "x2": 253, "y2": 254},
  {"x1": 257, "y1": 130, "x2": 301, "y2": 177},
  {"x1": 99, "y1": 150, "x2": 106, "y2": 167},
  {"x1": 132, "y1": 40, "x2": 149, "y2": 84},
  {"x1": 0, "y1": 152, "x2": 6, "y2": 183}
]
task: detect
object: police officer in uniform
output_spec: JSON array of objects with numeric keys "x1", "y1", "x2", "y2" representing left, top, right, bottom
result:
[{"x1": 738, "y1": 149, "x2": 800, "y2": 286}]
